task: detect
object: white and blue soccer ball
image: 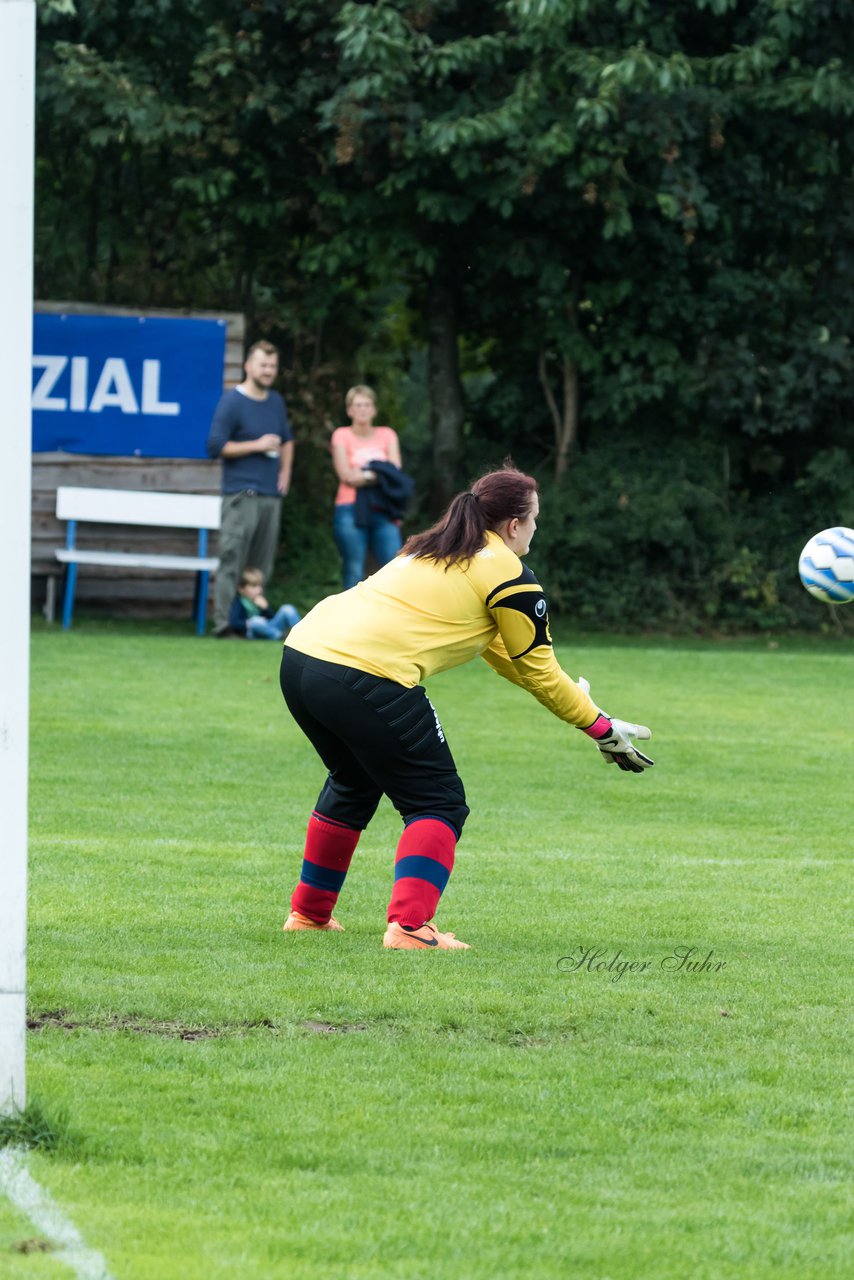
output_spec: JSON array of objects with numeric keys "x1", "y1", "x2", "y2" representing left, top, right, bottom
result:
[{"x1": 798, "y1": 527, "x2": 854, "y2": 605}]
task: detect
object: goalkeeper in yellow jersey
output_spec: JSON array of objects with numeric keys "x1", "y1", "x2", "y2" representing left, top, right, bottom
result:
[{"x1": 280, "y1": 463, "x2": 653, "y2": 950}]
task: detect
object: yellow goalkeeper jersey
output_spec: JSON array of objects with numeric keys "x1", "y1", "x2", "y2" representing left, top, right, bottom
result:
[{"x1": 285, "y1": 531, "x2": 597, "y2": 729}]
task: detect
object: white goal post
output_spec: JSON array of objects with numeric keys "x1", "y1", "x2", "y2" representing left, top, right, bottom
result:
[{"x1": 0, "y1": 0, "x2": 36, "y2": 1114}]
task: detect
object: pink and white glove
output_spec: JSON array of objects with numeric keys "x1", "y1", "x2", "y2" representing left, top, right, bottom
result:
[{"x1": 577, "y1": 677, "x2": 654, "y2": 774}]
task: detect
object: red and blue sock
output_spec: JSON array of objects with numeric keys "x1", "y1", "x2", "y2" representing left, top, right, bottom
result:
[
  {"x1": 291, "y1": 810, "x2": 361, "y2": 924},
  {"x1": 387, "y1": 816, "x2": 457, "y2": 928}
]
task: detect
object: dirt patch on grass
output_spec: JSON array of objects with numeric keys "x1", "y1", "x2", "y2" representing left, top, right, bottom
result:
[
  {"x1": 300, "y1": 1020, "x2": 369, "y2": 1034},
  {"x1": 27, "y1": 1010, "x2": 276, "y2": 1041},
  {"x1": 13, "y1": 1239, "x2": 56, "y2": 1254}
]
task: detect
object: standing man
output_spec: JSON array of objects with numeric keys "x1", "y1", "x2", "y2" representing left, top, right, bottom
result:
[{"x1": 207, "y1": 340, "x2": 294, "y2": 636}]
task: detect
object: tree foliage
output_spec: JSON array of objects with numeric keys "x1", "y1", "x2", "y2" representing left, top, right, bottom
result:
[{"x1": 34, "y1": 0, "x2": 854, "y2": 630}]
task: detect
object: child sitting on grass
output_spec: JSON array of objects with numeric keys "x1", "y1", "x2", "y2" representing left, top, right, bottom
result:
[{"x1": 228, "y1": 567, "x2": 301, "y2": 640}]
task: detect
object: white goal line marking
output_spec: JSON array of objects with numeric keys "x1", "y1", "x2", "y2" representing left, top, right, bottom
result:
[{"x1": 0, "y1": 1146, "x2": 113, "y2": 1279}]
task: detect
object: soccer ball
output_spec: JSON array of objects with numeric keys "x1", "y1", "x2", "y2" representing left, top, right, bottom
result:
[{"x1": 798, "y1": 527, "x2": 854, "y2": 605}]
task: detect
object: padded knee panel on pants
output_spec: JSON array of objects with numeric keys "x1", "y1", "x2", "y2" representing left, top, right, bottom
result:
[
  {"x1": 404, "y1": 775, "x2": 470, "y2": 840},
  {"x1": 315, "y1": 775, "x2": 382, "y2": 831}
]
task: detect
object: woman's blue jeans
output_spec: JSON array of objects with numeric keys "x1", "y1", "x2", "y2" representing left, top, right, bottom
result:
[{"x1": 333, "y1": 503, "x2": 402, "y2": 591}]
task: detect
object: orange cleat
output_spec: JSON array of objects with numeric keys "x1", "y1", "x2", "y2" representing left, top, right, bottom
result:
[
  {"x1": 283, "y1": 910, "x2": 344, "y2": 932},
  {"x1": 382, "y1": 921, "x2": 470, "y2": 950}
]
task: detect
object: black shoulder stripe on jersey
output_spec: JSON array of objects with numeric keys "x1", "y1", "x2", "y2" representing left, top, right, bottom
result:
[
  {"x1": 486, "y1": 564, "x2": 552, "y2": 658},
  {"x1": 484, "y1": 563, "x2": 539, "y2": 608},
  {"x1": 494, "y1": 592, "x2": 552, "y2": 657}
]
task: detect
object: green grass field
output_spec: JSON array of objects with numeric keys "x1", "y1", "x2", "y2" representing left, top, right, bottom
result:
[{"x1": 4, "y1": 623, "x2": 853, "y2": 1278}]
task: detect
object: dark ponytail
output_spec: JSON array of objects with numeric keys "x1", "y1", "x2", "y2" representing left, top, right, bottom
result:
[{"x1": 403, "y1": 463, "x2": 538, "y2": 568}]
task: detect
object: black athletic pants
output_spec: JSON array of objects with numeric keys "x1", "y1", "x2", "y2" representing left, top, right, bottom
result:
[{"x1": 280, "y1": 648, "x2": 469, "y2": 836}]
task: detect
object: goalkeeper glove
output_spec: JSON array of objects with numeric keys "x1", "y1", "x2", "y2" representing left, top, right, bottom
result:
[{"x1": 576, "y1": 678, "x2": 654, "y2": 773}]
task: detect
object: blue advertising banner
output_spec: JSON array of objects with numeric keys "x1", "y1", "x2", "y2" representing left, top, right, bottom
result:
[{"x1": 32, "y1": 313, "x2": 227, "y2": 458}]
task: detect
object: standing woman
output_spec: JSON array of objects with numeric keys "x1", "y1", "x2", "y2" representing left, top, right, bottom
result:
[
  {"x1": 331, "y1": 385, "x2": 404, "y2": 590},
  {"x1": 280, "y1": 464, "x2": 654, "y2": 951}
]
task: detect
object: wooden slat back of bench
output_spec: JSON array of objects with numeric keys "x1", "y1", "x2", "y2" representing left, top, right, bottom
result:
[{"x1": 56, "y1": 486, "x2": 221, "y2": 531}]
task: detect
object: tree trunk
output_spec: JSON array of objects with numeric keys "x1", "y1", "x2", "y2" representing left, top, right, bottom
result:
[
  {"x1": 427, "y1": 274, "x2": 465, "y2": 510},
  {"x1": 537, "y1": 350, "x2": 579, "y2": 480}
]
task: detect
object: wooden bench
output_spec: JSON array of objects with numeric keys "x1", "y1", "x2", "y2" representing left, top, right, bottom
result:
[{"x1": 54, "y1": 487, "x2": 221, "y2": 635}]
